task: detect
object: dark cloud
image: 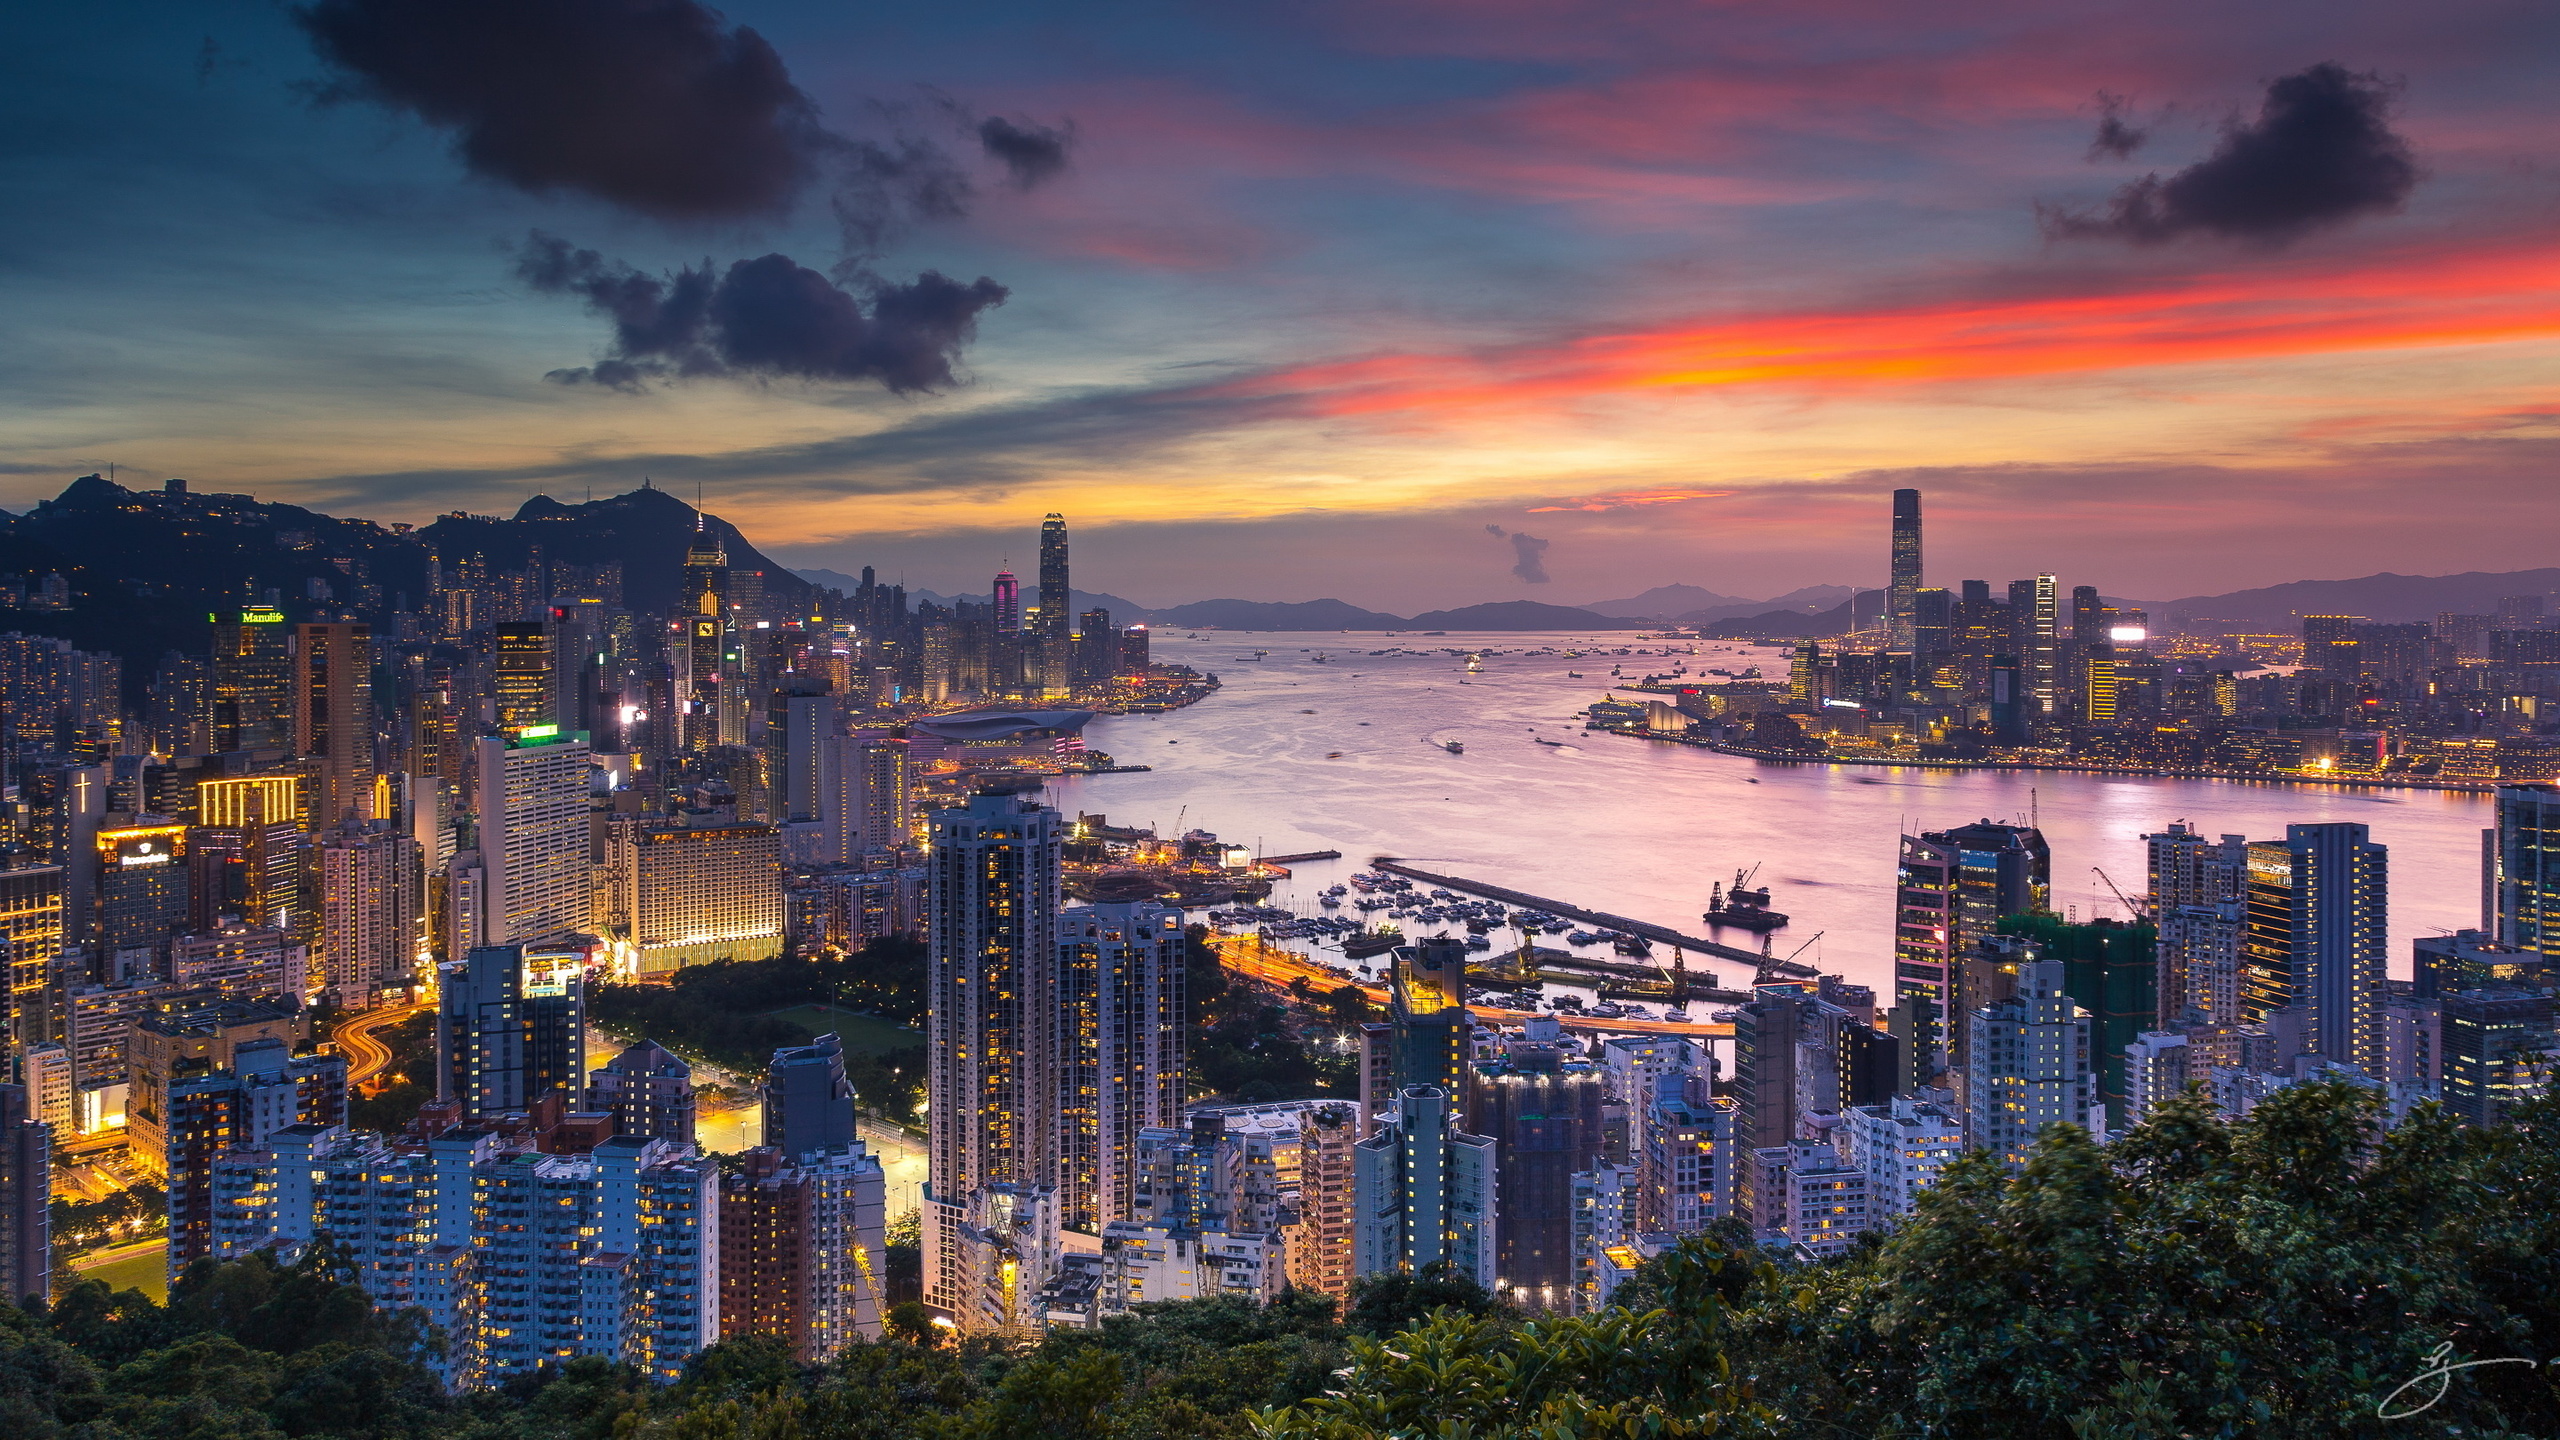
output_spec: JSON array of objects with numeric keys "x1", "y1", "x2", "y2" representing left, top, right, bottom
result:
[
  {"x1": 1487, "y1": 525, "x2": 1551, "y2": 583},
  {"x1": 295, "y1": 0, "x2": 823, "y2": 221},
  {"x1": 518, "y1": 232, "x2": 1006, "y2": 393},
  {"x1": 2087, "y1": 93, "x2": 2147, "y2": 160},
  {"x1": 978, "y1": 116, "x2": 1073, "y2": 188},
  {"x1": 2045, "y1": 63, "x2": 2417, "y2": 245}
]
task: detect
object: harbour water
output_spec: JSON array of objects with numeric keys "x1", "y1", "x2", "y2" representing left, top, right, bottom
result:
[{"x1": 1050, "y1": 631, "x2": 2493, "y2": 1000}]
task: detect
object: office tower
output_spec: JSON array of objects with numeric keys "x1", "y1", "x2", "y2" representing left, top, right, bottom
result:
[
  {"x1": 990, "y1": 570, "x2": 1021, "y2": 634},
  {"x1": 1964, "y1": 959, "x2": 2098, "y2": 1165},
  {"x1": 2301, "y1": 615, "x2": 2361, "y2": 673},
  {"x1": 718, "y1": 1142, "x2": 888, "y2": 1361},
  {"x1": 1886, "y1": 488, "x2": 1921, "y2": 653},
  {"x1": 592, "y1": 1038, "x2": 697, "y2": 1144},
  {"x1": 924, "y1": 792, "x2": 1063, "y2": 1328},
  {"x1": 604, "y1": 818, "x2": 784, "y2": 975},
  {"x1": 210, "y1": 607, "x2": 292, "y2": 752},
  {"x1": 1058, "y1": 902, "x2": 1186, "y2": 1231},
  {"x1": 1890, "y1": 819, "x2": 2050, "y2": 1055},
  {"x1": 316, "y1": 820, "x2": 421, "y2": 1008},
  {"x1": 1351, "y1": 1085, "x2": 1497, "y2": 1288},
  {"x1": 681, "y1": 528, "x2": 730, "y2": 751},
  {"x1": 148, "y1": 650, "x2": 211, "y2": 755},
  {"x1": 1073, "y1": 608, "x2": 1115, "y2": 687},
  {"x1": 765, "y1": 1032, "x2": 860, "y2": 1159},
  {"x1": 2147, "y1": 824, "x2": 2248, "y2": 1024},
  {"x1": 3, "y1": 864, "x2": 67, "y2": 1053},
  {"x1": 2439, "y1": 987, "x2": 2555, "y2": 1125},
  {"x1": 123, "y1": 995, "x2": 302, "y2": 1179},
  {"x1": 1729, "y1": 985, "x2": 1806, "y2": 1152},
  {"x1": 94, "y1": 821, "x2": 189, "y2": 978},
  {"x1": 2081, "y1": 644, "x2": 2118, "y2": 723},
  {"x1": 188, "y1": 800, "x2": 305, "y2": 938},
  {"x1": 1840, "y1": 1092, "x2": 1962, "y2": 1218},
  {"x1": 1119, "y1": 624, "x2": 1150, "y2": 677},
  {"x1": 493, "y1": 621, "x2": 553, "y2": 730},
  {"x1": 437, "y1": 942, "x2": 588, "y2": 1119},
  {"x1": 851, "y1": 734, "x2": 913, "y2": 853},
  {"x1": 169, "y1": 922, "x2": 308, "y2": 999},
  {"x1": 197, "y1": 771, "x2": 303, "y2": 828},
  {"x1": 293, "y1": 622, "x2": 374, "y2": 823},
  {"x1": 472, "y1": 727, "x2": 592, "y2": 947},
  {"x1": 2488, "y1": 783, "x2": 2560, "y2": 962},
  {"x1": 772, "y1": 687, "x2": 838, "y2": 844},
  {"x1": 164, "y1": 1037, "x2": 347, "y2": 1269},
  {"x1": 212, "y1": 1126, "x2": 719, "y2": 1386},
  {"x1": 0, "y1": 1084, "x2": 49, "y2": 1306},
  {"x1": 2240, "y1": 824, "x2": 2387, "y2": 1073},
  {"x1": 1037, "y1": 513, "x2": 1071, "y2": 699},
  {"x1": 2027, "y1": 574, "x2": 2059, "y2": 714},
  {"x1": 1474, "y1": 1054, "x2": 1607, "y2": 1311}
]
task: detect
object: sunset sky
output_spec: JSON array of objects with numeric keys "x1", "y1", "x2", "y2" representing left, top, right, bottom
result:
[{"x1": 7, "y1": 0, "x2": 2559, "y2": 610}]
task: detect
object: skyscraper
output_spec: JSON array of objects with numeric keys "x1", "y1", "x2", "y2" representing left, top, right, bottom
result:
[
  {"x1": 164, "y1": 1037, "x2": 347, "y2": 1269},
  {"x1": 1057, "y1": 902, "x2": 1186, "y2": 1231},
  {"x1": 924, "y1": 792, "x2": 1063, "y2": 1327},
  {"x1": 1351, "y1": 1086, "x2": 1496, "y2": 1288},
  {"x1": 94, "y1": 821, "x2": 189, "y2": 977},
  {"x1": 2488, "y1": 783, "x2": 2560, "y2": 961},
  {"x1": 1964, "y1": 958, "x2": 2098, "y2": 1165},
  {"x1": 1473, "y1": 1053, "x2": 1607, "y2": 1311},
  {"x1": 718, "y1": 1143, "x2": 887, "y2": 1361},
  {"x1": 1890, "y1": 820, "x2": 2050, "y2": 1059},
  {"x1": 0, "y1": 1083, "x2": 49, "y2": 1307},
  {"x1": 437, "y1": 942, "x2": 588, "y2": 1118},
  {"x1": 681, "y1": 527, "x2": 730, "y2": 752},
  {"x1": 1886, "y1": 488, "x2": 1921, "y2": 654},
  {"x1": 2, "y1": 864, "x2": 66, "y2": 1053},
  {"x1": 472, "y1": 727, "x2": 592, "y2": 947},
  {"x1": 2241, "y1": 823, "x2": 2387, "y2": 1073},
  {"x1": 493, "y1": 621, "x2": 553, "y2": 731},
  {"x1": 1037, "y1": 513, "x2": 1071, "y2": 699},
  {"x1": 293, "y1": 622, "x2": 375, "y2": 823},
  {"x1": 209, "y1": 607, "x2": 292, "y2": 752},
  {"x1": 316, "y1": 819, "x2": 422, "y2": 1009},
  {"x1": 2146, "y1": 823, "x2": 2248, "y2": 1023},
  {"x1": 765, "y1": 1032, "x2": 859, "y2": 1159},
  {"x1": 1359, "y1": 937, "x2": 1472, "y2": 1130}
]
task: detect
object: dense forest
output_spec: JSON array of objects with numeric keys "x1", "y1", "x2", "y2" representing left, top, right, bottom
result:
[{"x1": 11, "y1": 1083, "x2": 2556, "y2": 1439}]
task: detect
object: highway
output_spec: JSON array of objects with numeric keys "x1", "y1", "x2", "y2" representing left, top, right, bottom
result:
[
  {"x1": 334, "y1": 1000, "x2": 432, "y2": 1090},
  {"x1": 1212, "y1": 933, "x2": 1733, "y2": 1040}
]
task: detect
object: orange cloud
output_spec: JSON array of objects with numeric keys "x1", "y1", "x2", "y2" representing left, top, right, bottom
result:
[
  {"x1": 1527, "y1": 486, "x2": 1737, "y2": 511},
  {"x1": 1202, "y1": 242, "x2": 2560, "y2": 419}
]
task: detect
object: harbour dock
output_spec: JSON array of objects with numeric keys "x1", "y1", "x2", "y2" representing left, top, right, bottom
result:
[{"x1": 1369, "y1": 857, "x2": 1818, "y2": 979}]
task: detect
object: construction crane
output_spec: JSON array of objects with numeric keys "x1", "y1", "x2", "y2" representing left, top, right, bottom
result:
[
  {"x1": 1757, "y1": 931, "x2": 1823, "y2": 984},
  {"x1": 2092, "y1": 867, "x2": 2152, "y2": 921}
]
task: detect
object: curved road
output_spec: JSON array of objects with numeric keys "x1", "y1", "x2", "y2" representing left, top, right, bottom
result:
[{"x1": 333, "y1": 1001, "x2": 431, "y2": 1090}]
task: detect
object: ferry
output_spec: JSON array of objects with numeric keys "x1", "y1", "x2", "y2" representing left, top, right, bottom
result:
[{"x1": 1441, "y1": 739, "x2": 1465, "y2": 754}]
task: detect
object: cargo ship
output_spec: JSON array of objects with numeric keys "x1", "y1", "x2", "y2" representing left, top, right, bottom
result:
[{"x1": 1703, "y1": 869, "x2": 1788, "y2": 932}]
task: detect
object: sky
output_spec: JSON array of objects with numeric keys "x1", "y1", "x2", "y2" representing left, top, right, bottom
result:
[{"x1": 5, "y1": 0, "x2": 2559, "y2": 611}]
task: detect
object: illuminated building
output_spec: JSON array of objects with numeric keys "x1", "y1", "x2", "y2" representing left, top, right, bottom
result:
[
  {"x1": 2301, "y1": 614, "x2": 2362, "y2": 674},
  {"x1": 95, "y1": 823, "x2": 189, "y2": 974},
  {"x1": 680, "y1": 527, "x2": 730, "y2": 751},
  {"x1": 0, "y1": 1083, "x2": 47, "y2": 1307},
  {"x1": 718, "y1": 1142, "x2": 887, "y2": 1361},
  {"x1": 2082, "y1": 645, "x2": 2118, "y2": 723},
  {"x1": 923, "y1": 791, "x2": 1063, "y2": 1329},
  {"x1": 472, "y1": 727, "x2": 592, "y2": 947},
  {"x1": 1057, "y1": 902, "x2": 1185, "y2": 1230},
  {"x1": 210, "y1": 1125, "x2": 721, "y2": 1386},
  {"x1": 1358, "y1": 937, "x2": 1471, "y2": 1132},
  {"x1": 1350, "y1": 1085, "x2": 1496, "y2": 1288},
  {"x1": 170, "y1": 923, "x2": 308, "y2": 1001},
  {"x1": 316, "y1": 819, "x2": 422, "y2": 1008},
  {"x1": 591, "y1": 1039, "x2": 697, "y2": 1145},
  {"x1": 1637, "y1": 1071, "x2": 1736, "y2": 1233},
  {"x1": 292, "y1": 621, "x2": 374, "y2": 823},
  {"x1": 2147, "y1": 823, "x2": 2249, "y2": 1023},
  {"x1": 1472, "y1": 1053, "x2": 1607, "y2": 1312},
  {"x1": 764, "y1": 1032, "x2": 859, "y2": 1159},
  {"x1": 493, "y1": 621, "x2": 554, "y2": 730},
  {"x1": 1037, "y1": 512, "x2": 1071, "y2": 698},
  {"x1": 197, "y1": 772, "x2": 301, "y2": 828},
  {"x1": 605, "y1": 819, "x2": 783, "y2": 975},
  {"x1": 1886, "y1": 488, "x2": 1921, "y2": 654},
  {"x1": 436, "y1": 941, "x2": 588, "y2": 1119},
  {"x1": 2439, "y1": 987, "x2": 2557, "y2": 1125},
  {"x1": 2, "y1": 865, "x2": 67, "y2": 1052},
  {"x1": 208, "y1": 607, "x2": 291, "y2": 752},
  {"x1": 1963, "y1": 959, "x2": 2098, "y2": 1166},
  {"x1": 123, "y1": 995, "x2": 303, "y2": 1180},
  {"x1": 1840, "y1": 1092, "x2": 1962, "y2": 1217},
  {"x1": 1567, "y1": 1164, "x2": 1639, "y2": 1313},
  {"x1": 163, "y1": 1037, "x2": 346, "y2": 1270},
  {"x1": 1890, "y1": 820, "x2": 2049, "y2": 1061},
  {"x1": 1073, "y1": 608, "x2": 1116, "y2": 687},
  {"x1": 2488, "y1": 783, "x2": 2560, "y2": 964},
  {"x1": 2241, "y1": 824, "x2": 2387, "y2": 1073}
]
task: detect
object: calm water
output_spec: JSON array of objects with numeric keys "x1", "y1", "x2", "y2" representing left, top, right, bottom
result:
[{"x1": 1049, "y1": 632, "x2": 2490, "y2": 998}]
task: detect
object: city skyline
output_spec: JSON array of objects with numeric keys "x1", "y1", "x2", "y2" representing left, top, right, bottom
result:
[{"x1": 8, "y1": 3, "x2": 2560, "y2": 608}]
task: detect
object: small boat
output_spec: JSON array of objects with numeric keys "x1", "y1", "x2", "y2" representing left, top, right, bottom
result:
[
  {"x1": 1441, "y1": 740, "x2": 1464, "y2": 754},
  {"x1": 1533, "y1": 737, "x2": 1566, "y2": 747},
  {"x1": 1613, "y1": 935, "x2": 1654, "y2": 956},
  {"x1": 1343, "y1": 931, "x2": 1402, "y2": 959},
  {"x1": 1326, "y1": 751, "x2": 1343, "y2": 759}
]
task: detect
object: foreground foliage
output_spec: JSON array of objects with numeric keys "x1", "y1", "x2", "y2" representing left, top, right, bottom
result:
[{"x1": 9, "y1": 1083, "x2": 2555, "y2": 1439}]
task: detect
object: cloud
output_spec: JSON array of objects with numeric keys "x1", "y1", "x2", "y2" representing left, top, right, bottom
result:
[
  {"x1": 518, "y1": 233, "x2": 1006, "y2": 393},
  {"x1": 1530, "y1": 486, "x2": 1736, "y2": 513},
  {"x1": 2045, "y1": 63, "x2": 2417, "y2": 246},
  {"x1": 2087, "y1": 93, "x2": 2147, "y2": 161},
  {"x1": 978, "y1": 116, "x2": 1073, "y2": 188},
  {"x1": 1486, "y1": 525, "x2": 1551, "y2": 583}
]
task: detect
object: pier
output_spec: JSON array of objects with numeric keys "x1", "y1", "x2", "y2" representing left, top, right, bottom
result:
[
  {"x1": 1260, "y1": 849, "x2": 1343, "y2": 864},
  {"x1": 1369, "y1": 857, "x2": 1818, "y2": 980}
]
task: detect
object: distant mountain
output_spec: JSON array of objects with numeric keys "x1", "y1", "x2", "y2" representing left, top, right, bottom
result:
[
  {"x1": 1697, "y1": 589, "x2": 1886, "y2": 639},
  {"x1": 1404, "y1": 601, "x2": 1640, "y2": 631},
  {"x1": 421, "y1": 486, "x2": 810, "y2": 619},
  {"x1": 2146, "y1": 570, "x2": 2560, "y2": 629},
  {"x1": 1150, "y1": 598, "x2": 1405, "y2": 630},
  {"x1": 1580, "y1": 584, "x2": 1758, "y2": 619},
  {"x1": 894, "y1": 583, "x2": 1158, "y2": 622},
  {"x1": 793, "y1": 567, "x2": 867, "y2": 593}
]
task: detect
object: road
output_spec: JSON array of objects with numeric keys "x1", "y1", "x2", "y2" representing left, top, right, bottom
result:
[
  {"x1": 1212, "y1": 933, "x2": 1733, "y2": 1039},
  {"x1": 333, "y1": 1000, "x2": 432, "y2": 1089}
]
